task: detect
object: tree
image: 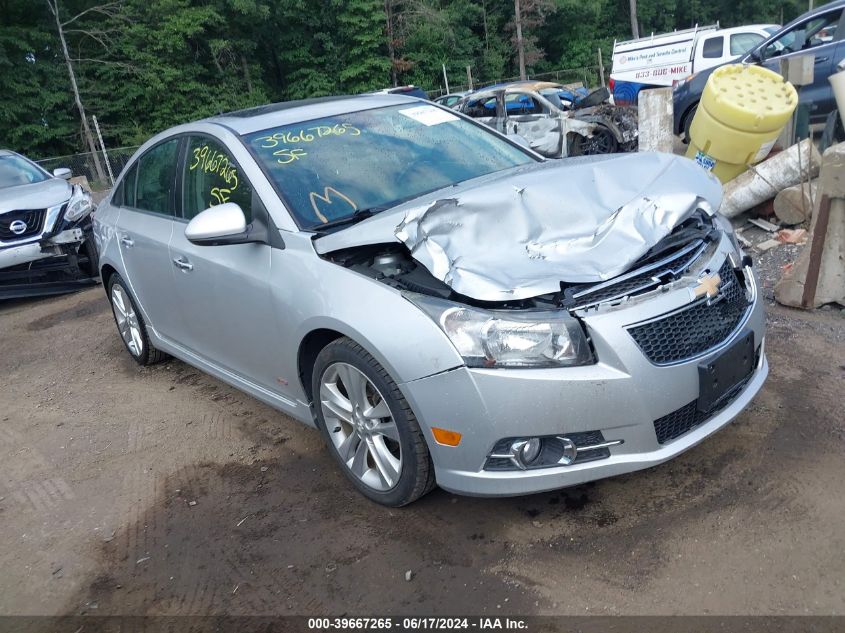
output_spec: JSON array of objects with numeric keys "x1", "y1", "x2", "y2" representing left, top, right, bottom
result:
[
  {"x1": 45, "y1": 0, "x2": 110, "y2": 179},
  {"x1": 514, "y1": 0, "x2": 525, "y2": 79},
  {"x1": 629, "y1": 0, "x2": 639, "y2": 38},
  {"x1": 508, "y1": 0, "x2": 552, "y2": 78},
  {"x1": 335, "y1": 0, "x2": 390, "y2": 93}
]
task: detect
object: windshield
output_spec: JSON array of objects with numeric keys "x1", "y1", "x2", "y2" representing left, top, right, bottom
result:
[
  {"x1": 244, "y1": 104, "x2": 536, "y2": 229},
  {"x1": 0, "y1": 155, "x2": 50, "y2": 189}
]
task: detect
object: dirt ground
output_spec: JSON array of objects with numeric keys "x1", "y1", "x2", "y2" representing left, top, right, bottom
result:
[{"x1": 0, "y1": 286, "x2": 843, "y2": 617}]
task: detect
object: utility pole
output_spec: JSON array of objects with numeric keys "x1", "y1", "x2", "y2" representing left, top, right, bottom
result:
[
  {"x1": 598, "y1": 48, "x2": 606, "y2": 87},
  {"x1": 92, "y1": 115, "x2": 114, "y2": 186},
  {"x1": 629, "y1": 0, "x2": 640, "y2": 39},
  {"x1": 515, "y1": 0, "x2": 526, "y2": 80},
  {"x1": 45, "y1": 0, "x2": 105, "y2": 181},
  {"x1": 442, "y1": 64, "x2": 450, "y2": 94}
]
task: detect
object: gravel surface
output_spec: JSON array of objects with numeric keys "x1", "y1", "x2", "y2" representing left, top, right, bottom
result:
[{"x1": 0, "y1": 282, "x2": 842, "y2": 617}]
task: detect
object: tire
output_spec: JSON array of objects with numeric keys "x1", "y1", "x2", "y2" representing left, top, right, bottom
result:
[
  {"x1": 683, "y1": 104, "x2": 698, "y2": 144},
  {"x1": 107, "y1": 273, "x2": 168, "y2": 366},
  {"x1": 79, "y1": 235, "x2": 99, "y2": 279},
  {"x1": 311, "y1": 337, "x2": 436, "y2": 506},
  {"x1": 571, "y1": 126, "x2": 619, "y2": 156}
]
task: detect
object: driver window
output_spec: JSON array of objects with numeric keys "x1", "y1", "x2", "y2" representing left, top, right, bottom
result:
[
  {"x1": 764, "y1": 10, "x2": 842, "y2": 59},
  {"x1": 183, "y1": 136, "x2": 253, "y2": 222},
  {"x1": 505, "y1": 93, "x2": 545, "y2": 115}
]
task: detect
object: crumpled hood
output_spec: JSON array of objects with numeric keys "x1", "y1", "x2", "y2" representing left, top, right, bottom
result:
[
  {"x1": 0, "y1": 178, "x2": 71, "y2": 215},
  {"x1": 316, "y1": 152, "x2": 722, "y2": 302}
]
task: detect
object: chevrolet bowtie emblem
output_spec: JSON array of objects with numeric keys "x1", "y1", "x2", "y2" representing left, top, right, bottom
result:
[{"x1": 694, "y1": 273, "x2": 722, "y2": 299}]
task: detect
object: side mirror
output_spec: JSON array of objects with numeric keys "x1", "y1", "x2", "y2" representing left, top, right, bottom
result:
[
  {"x1": 185, "y1": 203, "x2": 248, "y2": 245},
  {"x1": 53, "y1": 167, "x2": 72, "y2": 180}
]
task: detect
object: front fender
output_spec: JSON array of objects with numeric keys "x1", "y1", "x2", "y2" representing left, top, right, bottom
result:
[{"x1": 92, "y1": 198, "x2": 121, "y2": 281}]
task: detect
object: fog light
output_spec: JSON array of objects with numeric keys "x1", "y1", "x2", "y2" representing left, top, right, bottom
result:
[
  {"x1": 521, "y1": 438, "x2": 541, "y2": 463},
  {"x1": 510, "y1": 437, "x2": 542, "y2": 469}
]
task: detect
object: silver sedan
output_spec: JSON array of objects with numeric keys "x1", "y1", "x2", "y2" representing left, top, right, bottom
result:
[{"x1": 94, "y1": 94, "x2": 767, "y2": 506}]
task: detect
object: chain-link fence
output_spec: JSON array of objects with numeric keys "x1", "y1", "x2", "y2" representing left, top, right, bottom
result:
[{"x1": 36, "y1": 145, "x2": 140, "y2": 192}]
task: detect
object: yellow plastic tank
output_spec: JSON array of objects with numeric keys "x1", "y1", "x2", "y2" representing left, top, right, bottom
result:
[{"x1": 686, "y1": 64, "x2": 798, "y2": 183}]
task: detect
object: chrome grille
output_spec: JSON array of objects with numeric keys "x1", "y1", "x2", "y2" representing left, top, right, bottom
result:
[
  {"x1": 0, "y1": 209, "x2": 47, "y2": 241},
  {"x1": 627, "y1": 260, "x2": 751, "y2": 365},
  {"x1": 566, "y1": 239, "x2": 709, "y2": 310}
]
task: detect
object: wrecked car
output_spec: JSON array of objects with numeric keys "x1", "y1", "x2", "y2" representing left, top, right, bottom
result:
[
  {"x1": 95, "y1": 95, "x2": 766, "y2": 506},
  {"x1": 0, "y1": 150, "x2": 97, "y2": 299},
  {"x1": 455, "y1": 81, "x2": 639, "y2": 158}
]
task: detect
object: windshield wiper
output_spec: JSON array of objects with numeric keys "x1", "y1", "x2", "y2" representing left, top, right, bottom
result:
[{"x1": 309, "y1": 206, "x2": 386, "y2": 234}]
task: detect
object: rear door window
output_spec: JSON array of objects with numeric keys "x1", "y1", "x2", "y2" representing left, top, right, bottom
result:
[
  {"x1": 702, "y1": 36, "x2": 724, "y2": 59},
  {"x1": 182, "y1": 136, "x2": 253, "y2": 222},
  {"x1": 134, "y1": 139, "x2": 180, "y2": 215},
  {"x1": 115, "y1": 163, "x2": 138, "y2": 208},
  {"x1": 463, "y1": 96, "x2": 498, "y2": 118}
]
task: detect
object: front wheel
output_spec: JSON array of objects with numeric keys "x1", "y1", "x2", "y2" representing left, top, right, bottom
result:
[
  {"x1": 107, "y1": 274, "x2": 168, "y2": 366},
  {"x1": 683, "y1": 104, "x2": 698, "y2": 144},
  {"x1": 571, "y1": 126, "x2": 618, "y2": 155},
  {"x1": 312, "y1": 337, "x2": 436, "y2": 506}
]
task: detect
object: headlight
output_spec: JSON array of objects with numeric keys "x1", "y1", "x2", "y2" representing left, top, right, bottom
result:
[
  {"x1": 64, "y1": 185, "x2": 93, "y2": 222},
  {"x1": 406, "y1": 293, "x2": 593, "y2": 368}
]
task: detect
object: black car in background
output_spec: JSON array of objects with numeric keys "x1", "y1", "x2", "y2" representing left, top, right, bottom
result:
[{"x1": 674, "y1": 0, "x2": 845, "y2": 140}]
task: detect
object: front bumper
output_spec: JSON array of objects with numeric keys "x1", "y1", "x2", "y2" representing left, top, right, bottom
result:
[
  {"x1": 0, "y1": 224, "x2": 97, "y2": 300},
  {"x1": 401, "y1": 244, "x2": 767, "y2": 497}
]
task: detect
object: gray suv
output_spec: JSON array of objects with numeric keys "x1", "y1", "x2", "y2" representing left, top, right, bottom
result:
[
  {"x1": 0, "y1": 150, "x2": 97, "y2": 299},
  {"x1": 95, "y1": 95, "x2": 767, "y2": 506}
]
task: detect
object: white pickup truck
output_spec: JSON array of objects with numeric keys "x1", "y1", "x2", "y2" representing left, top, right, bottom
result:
[{"x1": 610, "y1": 23, "x2": 779, "y2": 104}]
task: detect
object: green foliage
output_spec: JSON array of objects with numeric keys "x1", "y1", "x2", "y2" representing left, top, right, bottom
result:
[
  {"x1": 0, "y1": 6, "x2": 76, "y2": 155},
  {"x1": 0, "y1": 0, "x2": 836, "y2": 157}
]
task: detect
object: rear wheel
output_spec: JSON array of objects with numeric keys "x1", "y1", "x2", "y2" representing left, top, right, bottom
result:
[
  {"x1": 312, "y1": 337, "x2": 435, "y2": 506},
  {"x1": 571, "y1": 126, "x2": 618, "y2": 155},
  {"x1": 108, "y1": 274, "x2": 168, "y2": 366}
]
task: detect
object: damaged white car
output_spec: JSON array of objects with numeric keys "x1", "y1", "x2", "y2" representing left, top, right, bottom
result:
[
  {"x1": 455, "y1": 81, "x2": 639, "y2": 158},
  {"x1": 0, "y1": 150, "x2": 97, "y2": 299},
  {"x1": 95, "y1": 95, "x2": 766, "y2": 506}
]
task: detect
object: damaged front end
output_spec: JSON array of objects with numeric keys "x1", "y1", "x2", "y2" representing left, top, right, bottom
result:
[
  {"x1": 317, "y1": 153, "x2": 738, "y2": 370},
  {"x1": 0, "y1": 185, "x2": 98, "y2": 300}
]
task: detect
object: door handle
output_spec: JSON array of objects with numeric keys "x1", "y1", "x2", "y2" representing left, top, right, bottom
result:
[
  {"x1": 815, "y1": 56, "x2": 830, "y2": 64},
  {"x1": 120, "y1": 235, "x2": 134, "y2": 248},
  {"x1": 172, "y1": 257, "x2": 193, "y2": 272}
]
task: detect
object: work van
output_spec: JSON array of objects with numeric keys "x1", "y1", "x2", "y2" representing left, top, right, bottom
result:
[{"x1": 610, "y1": 24, "x2": 779, "y2": 104}]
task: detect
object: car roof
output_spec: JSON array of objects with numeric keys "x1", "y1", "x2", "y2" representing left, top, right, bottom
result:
[
  {"x1": 716, "y1": 24, "x2": 779, "y2": 35},
  {"x1": 205, "y1": 93, "x2": 422, "y2": 135},
  {"x1": 476, "y1": 80, "x2": 564, "y2": 93},
  {"x1": 0, "y1": 149, "x2": 17, "y2": 157},
  {"x1": 791, "y1": 0, "x2": 845, "y2": 23}
]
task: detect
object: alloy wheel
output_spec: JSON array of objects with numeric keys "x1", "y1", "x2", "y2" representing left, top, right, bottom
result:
[
  {"x1": 111, "y1": 285, "x2": 143, "y2": 357},
  {"x1": 319, "y1": 362, "x2": 402, "y2": 491},
  {"x1": 582, "y1": 129, "x2": 615, "y2": 155}
]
